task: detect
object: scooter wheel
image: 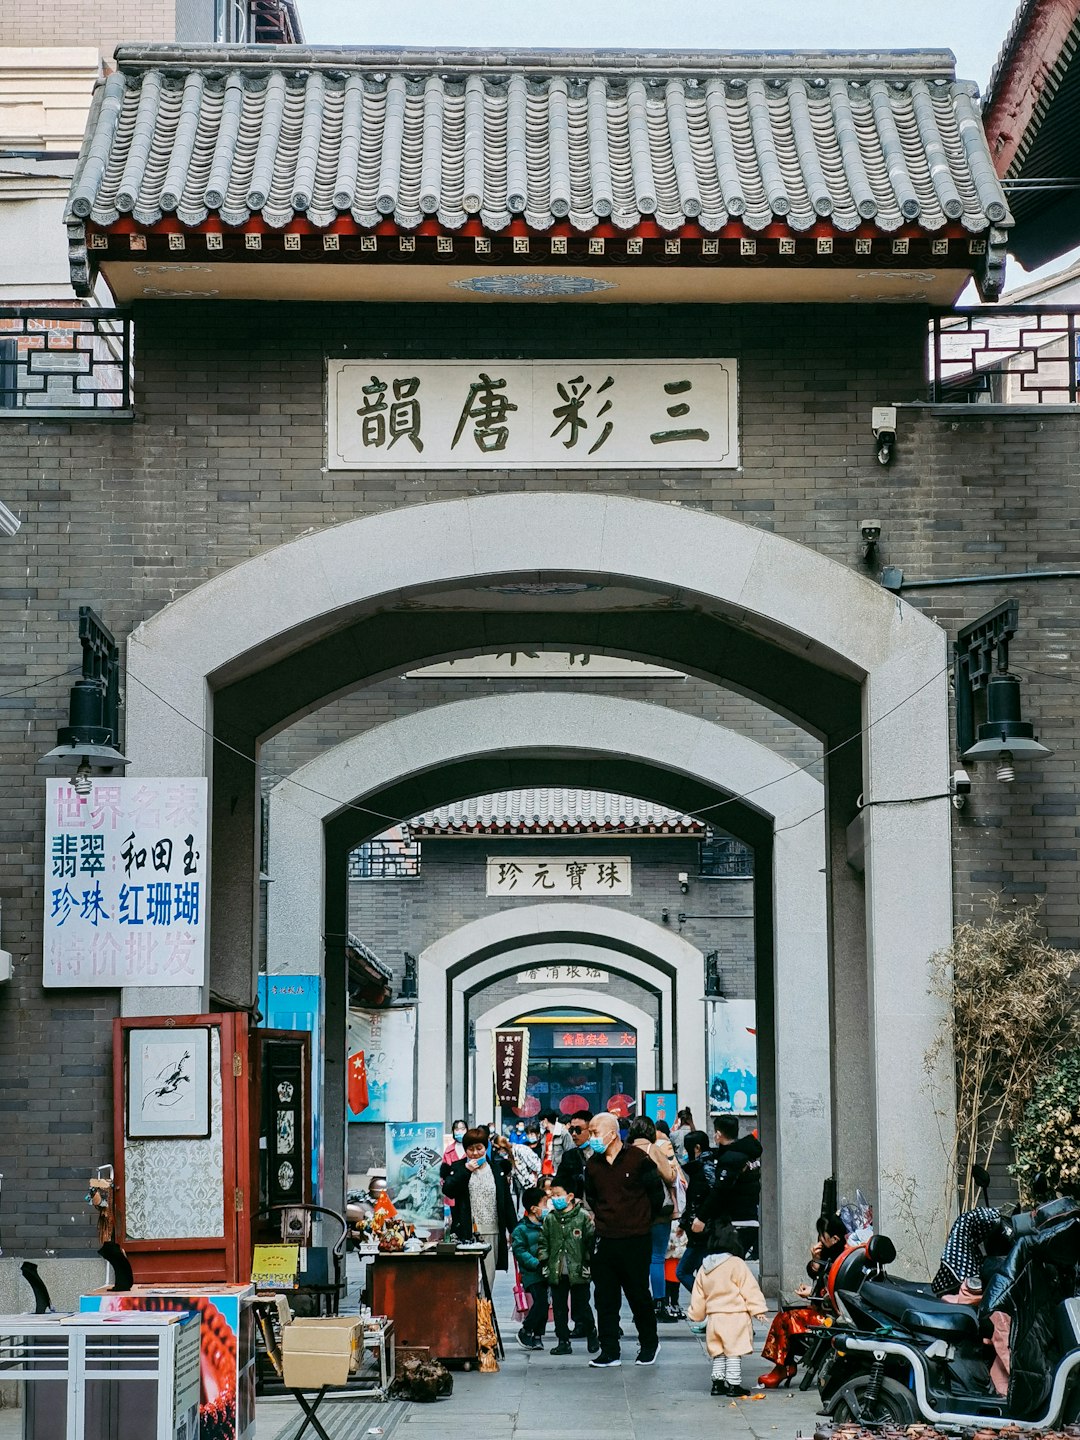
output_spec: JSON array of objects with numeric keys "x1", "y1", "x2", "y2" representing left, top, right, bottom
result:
[{"x1": 831, "y1": 1376, "x2": 919, "y2": 1425}]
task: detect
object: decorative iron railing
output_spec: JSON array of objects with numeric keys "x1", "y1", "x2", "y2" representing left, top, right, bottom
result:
[
  {"x1": 929, "y1": 307, "x2": 1080, "y2": 405},
  {"x1": 0, "y1": 308, "x2": 132, "y2": 417}
]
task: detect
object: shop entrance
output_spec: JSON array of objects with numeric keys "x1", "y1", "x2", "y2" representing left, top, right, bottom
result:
[{"x1": 508, "y1": 1007, "x2": 638, "y2": 1127}]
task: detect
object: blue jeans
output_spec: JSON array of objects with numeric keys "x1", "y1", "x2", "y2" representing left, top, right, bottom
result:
[
  {"x1": 650, "y1": 1220, "x2": 670, "y2": 1300},
  {"x1": 676, "y1": 1240, "x2": 705, "y2": 1293}
]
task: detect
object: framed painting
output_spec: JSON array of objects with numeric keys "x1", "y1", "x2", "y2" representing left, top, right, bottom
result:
[
  {"x1": 641, "y1": 1090, "x2": 678, "y2": 1128},
  {"x1": 126, "y1": 1025, "x2": 212, "y2": 1139}
]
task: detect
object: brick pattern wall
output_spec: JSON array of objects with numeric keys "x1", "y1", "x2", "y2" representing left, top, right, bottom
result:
[
  {"x1": 0, "y1": 0, "x2": 176, "y2": 51},
  {"x1": 1, "y1": 299, "x2": 1078, "y2": 1252}
]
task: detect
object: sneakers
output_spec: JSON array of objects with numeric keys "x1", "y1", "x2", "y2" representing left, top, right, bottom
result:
[
  {"x1": 550, "y1": 1340, "x2": 572, "y2": 1356},
  {"x1": 634, "y1": 1344, "x2": 660, "y2": 1365},
  {"x1": 569, "y1": 1326, "x2": 592, "y2": 1339},
  {"x1": 654, "y1": 1299, "x2": 679, "y2": 1324},
  {"x1": 589, "y1": 1352, "x2": 622, "y2": 1368},
  {"x1": 586, "y1": 1331, "x2": 601, "y2": 1355},
  {"x1": 516, "y1": 1328, "x2": 543, "y2": 1351}
]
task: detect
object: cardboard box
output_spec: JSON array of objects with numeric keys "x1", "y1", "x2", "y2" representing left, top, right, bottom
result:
[{"x1": 281, "y1": 1315, "x2": 364, "y2": 1389}]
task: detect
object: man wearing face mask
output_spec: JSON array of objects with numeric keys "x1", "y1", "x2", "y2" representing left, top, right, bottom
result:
[{"x1": 584, "y1": 1112, "x2": 666, "y2": 1368}]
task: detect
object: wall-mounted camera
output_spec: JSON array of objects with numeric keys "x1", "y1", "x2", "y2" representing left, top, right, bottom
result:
[{"x1": 871, "y1": 405, "x2": 896, "y2": 467}]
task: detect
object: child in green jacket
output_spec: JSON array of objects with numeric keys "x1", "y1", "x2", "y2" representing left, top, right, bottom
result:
[
  {"x1": 539, "y1": 1183, "x2": 599, "y2": 1355},
  {"x1": 511, "y1": 1186, "x2": 548, "y2": 1351}
]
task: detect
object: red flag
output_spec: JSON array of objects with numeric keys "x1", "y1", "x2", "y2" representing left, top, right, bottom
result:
[
  {"x1": 373, "y1": 1190, "x2": 397, "y2": 1218},
  {"x1": 348, "y1": 1050, "x2": 369, "y2": 1115}
]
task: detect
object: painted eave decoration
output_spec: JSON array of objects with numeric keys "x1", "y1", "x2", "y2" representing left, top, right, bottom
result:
[{"x1": 66, "y1": 44, "x2": 1013, "y2": 302}]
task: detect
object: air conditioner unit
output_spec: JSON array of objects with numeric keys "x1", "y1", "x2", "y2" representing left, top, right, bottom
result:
[{"x1": 0, "y1": 1312, "x2": 200, "y2": 1440}]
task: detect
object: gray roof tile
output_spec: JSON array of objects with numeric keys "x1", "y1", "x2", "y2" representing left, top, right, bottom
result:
[
  {"x1": 68, "y1": 45, "x2": 1012, "y2": 239},
  {"x1": 409, "y1": 789, "x2": 703, "y2": 835}
]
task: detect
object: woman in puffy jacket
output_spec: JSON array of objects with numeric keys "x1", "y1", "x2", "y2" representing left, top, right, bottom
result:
[{"x1": 628, "y1": 1115, "x2": 682, "y2": 1321}]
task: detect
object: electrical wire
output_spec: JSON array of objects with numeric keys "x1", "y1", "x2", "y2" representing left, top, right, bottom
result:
[
  {"x1": 0, "y1": 666, "x2": 79, "y2": 700},
  {"x1": 123, "y1": 653, "x2": 957, "y2": 834}
]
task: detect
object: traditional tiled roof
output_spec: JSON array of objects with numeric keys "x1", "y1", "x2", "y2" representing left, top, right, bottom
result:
[
  {"x1": 68, "y1": 45, "x2": 1010, "y2": 242},
  {"x1": 409, "y1": 789, "x2": 703, "y2": 836}
]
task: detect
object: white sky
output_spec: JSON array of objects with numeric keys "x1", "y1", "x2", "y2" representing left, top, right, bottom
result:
[{"x1": 298, "y1": 0, "x2": 1019, "y2": 91}]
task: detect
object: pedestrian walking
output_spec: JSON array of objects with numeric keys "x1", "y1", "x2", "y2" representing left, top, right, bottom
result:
[
  {"x1": 511, "y1": 1185, "x2": 550, "y2": 1351},
  {"x1": 627, "y1": 1115, "x2": 680, "y2": 1324},
  {"x1": 583, "y1": 1111, "x2": 666, "y2": 1368},
  {"x1": 554, "y1": 1109, "x2": 592, "y2": 1200},
  {"x1": 687, "y1": 1222, "x2": 768, "y2": 1397},
  {"x1": 675, "y1": 1129, "x2": 714, "y2": 1294},
  {"x1": 539, "y1": 1182, "x2": 599, "y2": 1355}
]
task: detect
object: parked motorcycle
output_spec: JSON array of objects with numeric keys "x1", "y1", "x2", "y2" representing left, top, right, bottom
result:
[{"x1": 817, "y1": 1197, "x2": 1080, "y2": 1429}]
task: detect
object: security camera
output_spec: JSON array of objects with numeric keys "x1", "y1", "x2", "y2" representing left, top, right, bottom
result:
[
  {"x1": 951, "y1": 768, "x2": 972, "y2": 810},
  {"x1": 871, "y1": 405, "x2": 897, "y2": 467},
  {"x1": 678, "y1": 871, "x2": 689, "y2": 894},
  {"x1": 0, "y1": 501, "x2": 21, "y2": 537},
  {"x1": 859, "y1": 519, "x2": 882, "y2": 564}
]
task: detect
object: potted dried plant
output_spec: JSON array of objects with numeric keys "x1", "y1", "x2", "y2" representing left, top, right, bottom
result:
[{"x1": 928, "y1": 900, "x2": 1080, "y2": 1213}]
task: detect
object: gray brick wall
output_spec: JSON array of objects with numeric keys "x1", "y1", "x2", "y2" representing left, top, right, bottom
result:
[{"x1": 1, "y1": 298, "x2": 1078, "y2": 1252}]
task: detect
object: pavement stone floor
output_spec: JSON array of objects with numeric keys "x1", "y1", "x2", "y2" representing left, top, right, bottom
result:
[{"x1": 259, "y1": 1264, "x2": 825, "y2": 1440}]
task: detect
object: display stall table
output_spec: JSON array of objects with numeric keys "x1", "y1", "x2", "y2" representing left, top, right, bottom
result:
[{"x1": 368, "y1": 1247, "x2": 494, "y2": 1365}]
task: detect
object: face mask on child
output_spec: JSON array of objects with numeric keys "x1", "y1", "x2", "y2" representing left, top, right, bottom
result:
[{"x1": 552, "y1": 1195, "x2": 569, "y2": 1211}]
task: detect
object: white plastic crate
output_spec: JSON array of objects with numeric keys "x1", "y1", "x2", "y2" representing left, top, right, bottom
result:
[{"x1": 0, "y1": 1312, "x2": 200, "y2": 1440}]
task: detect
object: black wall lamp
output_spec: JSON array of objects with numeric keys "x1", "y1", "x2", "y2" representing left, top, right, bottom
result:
[
  {"x1": 704, "y1": 951, "x2": 725, "y2": 998},
  {"x1": 42, "y1": 607, "x2": 126, "y2": 793},
  {"x1": 955, "y1": 601, "x2": 1051, "y2": 784},
  {"x1": 400, "y1": 951, "x2": 418, "y2": 1000}
]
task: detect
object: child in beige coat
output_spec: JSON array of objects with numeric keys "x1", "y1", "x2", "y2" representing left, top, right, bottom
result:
[{"x1": 687, "y1": 1223, "x2": 768, "y2": 1396}]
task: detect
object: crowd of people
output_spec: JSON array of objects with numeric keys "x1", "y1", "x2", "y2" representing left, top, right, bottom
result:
[{"x1": 435, "y1": 1103, "x2": 801, "y2": 1390}]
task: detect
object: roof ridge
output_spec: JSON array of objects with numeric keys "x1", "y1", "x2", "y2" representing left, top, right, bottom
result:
[{"x1": 110, "y1": 42, "x2": 961, "y2": 80}]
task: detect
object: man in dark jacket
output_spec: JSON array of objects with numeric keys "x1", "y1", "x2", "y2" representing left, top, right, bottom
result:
[
  {"x1": 554, "y1": 1109, "x2": 592, "y2": 1199},
  {"x1": 675, "y1": 1129, "x2": 715, "y2": 1291},
  {"x1": 700, "y1": 1115, "x2": 762, "y2": 1258},
  {"x1": 583, "y1": 1111, "x2": 666, "y2": 1368}
]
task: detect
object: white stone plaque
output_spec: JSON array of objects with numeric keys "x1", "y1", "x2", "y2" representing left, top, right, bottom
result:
[
  {"x1": 327, "y1": 359, "x2": 737, "y2": 470},
  {"x1": 486, "y1": 856, "x2": 631, "y2": 897},
  {"x1": 43, "y1": 777, "x2": 208, "y2": 987}
]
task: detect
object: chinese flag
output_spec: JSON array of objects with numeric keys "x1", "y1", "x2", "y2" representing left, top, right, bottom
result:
[
  {"x1": 374, "y1": 1190, "x2": 397, "y2": 1218},
  {"x1": 348, "y1": 1051, "x2": 369, "y2": 1115}
]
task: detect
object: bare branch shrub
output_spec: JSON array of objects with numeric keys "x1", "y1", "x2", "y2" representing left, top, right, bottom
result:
[{"x1": 928, "y1": 899, "x2": 1080, "y2": 1212}]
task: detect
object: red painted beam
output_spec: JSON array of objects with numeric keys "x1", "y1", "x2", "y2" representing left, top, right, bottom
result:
[{"x1": 983, "y1": 0, "x2": 1080, "y2": 175}]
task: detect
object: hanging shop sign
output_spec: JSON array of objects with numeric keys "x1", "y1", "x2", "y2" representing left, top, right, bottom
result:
[
  {"x1": 327, "y1": 359, "x2": 738, "y2": 470},
  {"x1": 493, "y1": 1027, "x2": 530, "y2": 1107},
  {"x1": 486, "y1": 856, "x2": 631, "y2": 897},
  {"x1": 43, "y1": 777, "x2": 208, "y2": 988}
]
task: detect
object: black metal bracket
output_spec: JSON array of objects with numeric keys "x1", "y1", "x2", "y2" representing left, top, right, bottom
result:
[{"x1": 954, "y1": 599, "x2": 1018, "y2": 757}]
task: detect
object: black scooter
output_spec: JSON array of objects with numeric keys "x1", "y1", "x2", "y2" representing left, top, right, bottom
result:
[{"x1": 817, "y1": 1198, "x2": 1080, "y2": 1429}]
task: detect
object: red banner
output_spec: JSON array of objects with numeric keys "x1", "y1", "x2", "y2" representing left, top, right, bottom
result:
[
  {"x1": 493, "y1": 1028, "x2": 530, "y2": 1108},
  {"x1": 348, "y1": 1050, "x2": 369, "y2": 1115}
]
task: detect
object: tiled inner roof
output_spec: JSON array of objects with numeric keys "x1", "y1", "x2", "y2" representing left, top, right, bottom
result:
[
  {"x1": 68, "y1": 46, "x2": 1011, "y2": 239},
  {"x1": 409, "y1": 789, "x2": 704, "y2": 835}
]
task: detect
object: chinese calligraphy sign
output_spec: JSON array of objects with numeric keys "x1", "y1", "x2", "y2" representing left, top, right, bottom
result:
[
  {"x1": 328, "y1": 360, "x2": 737, "y2": 470},
  {"x1": 43, "y1": 777, "x2": 208, "y2": 988},
  {"x1": 515, "y1": 964, "x2": 609, "y2": 983},
  {"x1": 486, "y1": 856, "x2": 631, "y2": 897},
  {"x1": 493, "y1": 1028, "x2": 530, "y2": 1108}
]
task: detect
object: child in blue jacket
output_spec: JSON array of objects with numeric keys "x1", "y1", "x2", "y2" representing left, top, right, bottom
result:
[{"x1": 511, "y1": 1186, "x2": 549, "y2": 1350}]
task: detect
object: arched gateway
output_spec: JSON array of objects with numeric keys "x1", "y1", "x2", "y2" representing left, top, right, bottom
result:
[{"x1": 125, "y1": 492, "x2": 953, "y2": 1277}]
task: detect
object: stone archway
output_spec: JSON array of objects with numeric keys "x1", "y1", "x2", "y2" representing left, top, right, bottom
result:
[
  {"x1": 471, "y1": 987, "x2": 658, "y2": 1113},
  {"x1": 125, "y1": 492, "x2": 953, "y2": 1264}
]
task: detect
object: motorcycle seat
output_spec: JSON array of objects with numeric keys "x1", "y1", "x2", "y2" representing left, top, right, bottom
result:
[{"x1": 860, "y1": 1280, "x2": 980, "y2": 1341}]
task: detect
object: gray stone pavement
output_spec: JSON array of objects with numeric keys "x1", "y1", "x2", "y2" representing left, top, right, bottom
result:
[{"x1": 260, "y1": 1268, "x2": 824, "y2": 1440}]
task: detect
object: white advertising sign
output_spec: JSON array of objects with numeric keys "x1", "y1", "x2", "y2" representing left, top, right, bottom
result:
[
  {"x1": 43, "y1": 778, "x2": 208, "y2": 988},
  {"x1": 486, "y1": 856, "x2": 631, "y2": 897},
  {"x1": 328, "y1": 359, "x2": 737, "y2": 470}
]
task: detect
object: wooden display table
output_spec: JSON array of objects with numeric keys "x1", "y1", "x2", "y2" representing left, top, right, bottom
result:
[{"x1": 368, "y1": 1249, "x2": 488, "y2": 1364}]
